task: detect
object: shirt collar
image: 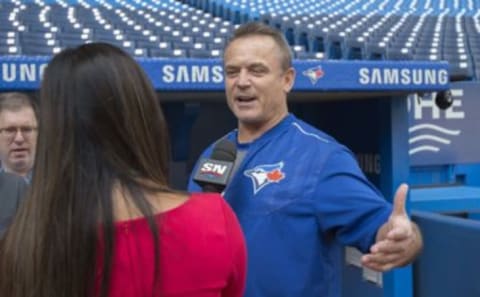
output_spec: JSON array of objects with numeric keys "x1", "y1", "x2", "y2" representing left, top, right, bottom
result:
[
  {"x1": 0, "y1": 166, "x2": 32, "y2": 184},
  {"x1": 232, "y1": 113, "x2": 295, "y2": 147}
]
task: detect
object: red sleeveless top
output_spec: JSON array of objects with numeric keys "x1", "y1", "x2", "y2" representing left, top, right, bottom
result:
[{"x1": 96, "y1": 193, "x2": 246, "y2": 297}]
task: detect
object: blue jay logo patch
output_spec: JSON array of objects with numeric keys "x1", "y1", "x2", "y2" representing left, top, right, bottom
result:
[
  {"x1": 302, "y1": 65, "x2": 325, "y2": 84},
  {"x1": 244, "y1": 162, "x2": 285, "y2": 194}
]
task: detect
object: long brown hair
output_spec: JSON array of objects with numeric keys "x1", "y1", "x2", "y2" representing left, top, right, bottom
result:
[{"x1": 0, "y1": 43, "x2": 172, "y2": 297}]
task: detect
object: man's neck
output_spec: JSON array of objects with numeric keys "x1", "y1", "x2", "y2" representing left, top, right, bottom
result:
[
  {"x1": 237, "y1": 112, "x2": 288, "y2": 143},
  {"x1": 3, "y1": 166, "x2": 29, "y2": 177}
]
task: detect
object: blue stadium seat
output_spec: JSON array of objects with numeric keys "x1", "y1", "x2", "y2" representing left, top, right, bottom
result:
[
  {"x1": 387, "y1": 48, "x2": 414, "y2": 60},
  {"x1": 305, "y1": 27, "x2": 327, "y2": 54},
  {"x1": 150, "y1": 48, "x2": 187, "y2": 58},
  {"x1": 295, "y1": 51, "x2": 325, "y2": 60},
  {"x1": 20, "y1": 44, "x2": 55, "y2": 56},
  {"x1": 58, "y1": 38, "x2": 84, "y2": 48},
  {"x1": 0, "y1": 45, "x2": 19, "y2": 55},
  {"x1": 365, "y1": 44, "x2": 387, "y2": 60},
  {"x1": 189, "y1": 48, "x2": 222, "y2": 58},
  {"x1": 344, "y1": 37, "x2": 366, "y2": 60},
  {"x1": 172, "y1": 36, "x2": 195, "y2": 51},
  {"x1": 325, "y1": 32, "x2": 345, "y2": 59}
]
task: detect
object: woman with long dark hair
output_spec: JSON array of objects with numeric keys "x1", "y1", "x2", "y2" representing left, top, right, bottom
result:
[{"x1": 0, "y1": 43, "x2": 246, "y2": 297}]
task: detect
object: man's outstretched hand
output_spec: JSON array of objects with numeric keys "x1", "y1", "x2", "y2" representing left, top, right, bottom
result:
[{"x1": 361, "y1": 184, "x2": 423, "y2": 272}]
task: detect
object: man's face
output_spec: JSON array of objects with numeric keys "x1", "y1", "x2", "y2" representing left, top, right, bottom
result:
[
  {"x1": 224, "y1": 35, "x2": 295, "y2": 134},
  {"x1": 0, "y1": 107, "x2": 38, "y2": 176}
]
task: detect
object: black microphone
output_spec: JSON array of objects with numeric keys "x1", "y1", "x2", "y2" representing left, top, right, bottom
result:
[{"x1": 193, "y1": 138, "x2": 236, "y2": 193}]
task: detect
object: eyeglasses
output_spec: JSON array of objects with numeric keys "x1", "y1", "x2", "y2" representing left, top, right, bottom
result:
[{"x1": 0, "y1": 126, "x2": 37, "y2": 142}]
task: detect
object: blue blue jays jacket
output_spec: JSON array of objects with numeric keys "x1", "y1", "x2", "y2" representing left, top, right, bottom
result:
[{"x1": 188, "y1": 114, "x2": 392, "y2": 297}]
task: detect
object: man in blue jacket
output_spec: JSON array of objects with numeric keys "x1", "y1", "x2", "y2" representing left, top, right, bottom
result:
[{"x1": 188, "y1": 22, "x2": 422, "y2": 297}]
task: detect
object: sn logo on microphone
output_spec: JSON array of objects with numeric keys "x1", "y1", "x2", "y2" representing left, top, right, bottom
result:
[
  {"x1": 200, "y1": 162, "x2": 229, "y2": 177},
  {"x1": 194, "y1": 158, "x2": 233, "y2": 186}
]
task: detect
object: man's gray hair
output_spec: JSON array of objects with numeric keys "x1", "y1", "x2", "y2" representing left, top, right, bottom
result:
[{"x1": 225, "y1": 22, "x2": 293, "y2": 71}]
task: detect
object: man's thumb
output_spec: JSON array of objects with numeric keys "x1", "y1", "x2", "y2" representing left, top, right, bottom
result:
[{"x1": 392, "y1": 183, "x2": 409, "y2": 216}]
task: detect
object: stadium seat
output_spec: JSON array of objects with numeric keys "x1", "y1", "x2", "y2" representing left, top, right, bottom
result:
[
  {"x1": 365, "y1": 43, "x2": 387, "y2": 60},
  {"x1": 150, "y1": 48, "x2": 187, "y2": 58}
]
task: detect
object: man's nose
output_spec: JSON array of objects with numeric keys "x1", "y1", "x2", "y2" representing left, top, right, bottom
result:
[
  {"x1": 12, "y1": 130, "x2": 26, "y2": 143},
  {"x1": 236, "y1": 70, "x2": 251, "y2": 87}
]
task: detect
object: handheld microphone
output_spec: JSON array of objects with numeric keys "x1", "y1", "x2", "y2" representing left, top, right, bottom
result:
[{"x1": 193, "y1": 138, "x2": 236, "y2": 193}]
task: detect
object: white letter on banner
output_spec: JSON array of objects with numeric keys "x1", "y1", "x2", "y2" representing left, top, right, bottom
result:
[
  {"x1": 412, "y1": 69, "x2": 422, "y2": 85},
  {"x1": 177, "y1": 65, "x2": 190, "y2": 82},
  {"x1": 445, "y1": 89, "x2": 465, "y2": 119},
  {"x1": 371, "y1": 69, "x2": 382, "y2": 84},
  {"x1": 162, "y1": 65, "x2": 175, "y2": 83},
  {"x1": 191, "y1": 66, "x2": 209, "y2": 82},
  {"x1": 20, "y1": 64, "x2": 36, "y2": 81},
  {"x1": 212, "y1": 66, "x2": 223, "y2": 83},
  {"x1": 358, "y1": 68, "x2": 369, "y2": 84},
  {"x1": 439, "y1": 70, "x2": 448, "y2": 84},
  {"x1": 401, "y1": 69, "x2": 411, "y2": 84},
  {"x1": 424, "y1": 69, "x2": 437, "y2": 84},
  {"x1": 384, "y1": 69, "x2": 399, "y2": 84},
  {"x1": 2, "y1": 63, "x2": 16, "y2": 82},
  {"x1": 414, "y1": 94, "x2": 440, "y2": 119},
  {"x1": 39, "y1": 63, "x2": 48, "y2": 80}
]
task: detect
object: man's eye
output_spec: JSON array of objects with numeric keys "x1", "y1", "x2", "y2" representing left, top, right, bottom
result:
[
  {"x1": 226, "y1": 70, "x2": 239, "y2": 76},
  {"x1": 250, "y1": 67, "x2": 266, "y2": 74},
  {"x1": 5, "y1": 127, "x2": 17, "y2": 134}
]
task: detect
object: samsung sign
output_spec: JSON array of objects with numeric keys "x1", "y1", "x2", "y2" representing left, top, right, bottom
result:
[
  {"x1": 0, "y1": 57, "x2": 449, "y2": 92},
  {"x1": 0, "y1": 56, "x2": 448, "y2": 91},
  {"x1": 358, "y1": 68, "x2": 449, "y2": 86}
]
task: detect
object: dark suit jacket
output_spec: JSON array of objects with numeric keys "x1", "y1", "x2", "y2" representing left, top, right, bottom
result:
[{"x1": 0, "y1": 171, "x2": 28, "y2": 237}]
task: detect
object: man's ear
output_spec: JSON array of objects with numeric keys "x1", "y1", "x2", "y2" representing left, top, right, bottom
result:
[{"x1": 283, "y1": 67, "x2": 296, "y2": 93}]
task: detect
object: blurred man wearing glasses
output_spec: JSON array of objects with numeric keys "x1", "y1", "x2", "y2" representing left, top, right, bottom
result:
[
  {"x1": 0, "y1": 92, "x2": 35, "y2": 237},
  {"x1": 0, "y1": 92, "x2": 38, "y2": 182}
]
